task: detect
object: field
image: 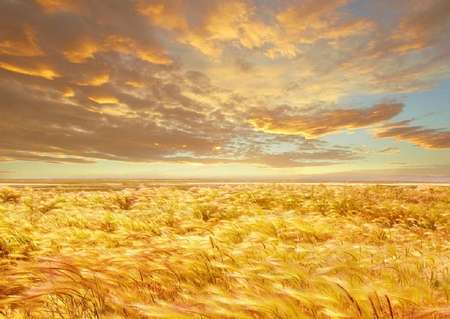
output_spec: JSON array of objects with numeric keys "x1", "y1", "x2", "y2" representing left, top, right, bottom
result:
[{"x1": 1, "y1": 182, "x2": 450, "y2": 318}]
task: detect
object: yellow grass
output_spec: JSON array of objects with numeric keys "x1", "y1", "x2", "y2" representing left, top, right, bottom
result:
[{"x1": 1, "y1": 183, "x2": 450, "y2": 318}]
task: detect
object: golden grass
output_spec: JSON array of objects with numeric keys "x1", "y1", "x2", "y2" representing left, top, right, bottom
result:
[{"x1": 1, "y1": 183, "x2": 450, "y2": 318}]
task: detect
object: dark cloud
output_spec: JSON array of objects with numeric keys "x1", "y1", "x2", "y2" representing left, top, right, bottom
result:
[{"x1": 0, "y1": 78, "x2": 222, "y2": 164}]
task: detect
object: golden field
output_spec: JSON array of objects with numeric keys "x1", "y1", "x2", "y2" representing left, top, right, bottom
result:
[{"x1": 1, "y1": 183, "x2": 450, "y2": 318}]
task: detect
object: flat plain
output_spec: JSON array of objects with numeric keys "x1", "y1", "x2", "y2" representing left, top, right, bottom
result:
[{"x1": 1, "y1": 182, "x2": 450, "y2": 318}]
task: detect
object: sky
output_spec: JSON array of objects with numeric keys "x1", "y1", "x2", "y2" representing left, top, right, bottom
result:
[{"x1": 0, "y1": 0, "x2": 449, "y2": 180}]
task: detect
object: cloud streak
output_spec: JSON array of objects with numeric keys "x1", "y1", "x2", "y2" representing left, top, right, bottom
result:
[{"x1": 374, "y1": 121, "x2": 450, "y2": 149}]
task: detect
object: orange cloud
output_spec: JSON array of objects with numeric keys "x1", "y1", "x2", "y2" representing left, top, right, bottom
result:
[
  {"x1": 0, "y1": 61, "x2": 60, "y2": 80},
  {"x1": 398, "y1": 0, "x2": 450, "y2": 37},
  {"x1": 74, "y1": 73, "x2": 110, "y2": 87},
  {"x1": 386, "y1": 0, "x2": 450, "y2": 54},
  {"x1": 62, "y1": 38, "x2": 100, "y2": 63},
  {"x1": 374, "y1": 121, "x2": 450, "y2": 149},
  {"x1": 202, "y1": 0, "x2": 275, "y2": 52},
  {"x1": 88, "y1": 96, "x2": 119, "y2": 104},
  {"x1": 61, "y1": 35, "x2": 172, "y2": 65},
  {"x1": 133, "y1": 1, "x2": 188, "y2": 31},
  {"x1": 246, "y1": 101, "x2": 404, "y2": 138},
  {"x1": 0, "y1": 27, "x2": 44, "y2": 57},
  {"x1": 182, "y1": 2, "x2": 267, "y2": 57},
  {"x1": 323, "y1": 18, "x2": 375, "y2": 39},
  {"x1": 35, "y1": 0, "x2": 87, "y2": 14},
  {"x1": 136, "y1": 51, "x2": 173, "y2": 66},
  {"x1": 107, "y1": 34, "x2": 173, "y2": 65},
  {"x1": 277, "y1": 0, "x2": 349, "y2": 30},
  {"x1": 134, "y1": 0, "x2": 276, "y2": 57},
  {"x1": 391, "y1": 39, "x2": 427, "y2": 53},
  {"x1": 125, "y1": 80, "x2": 145, "y2": 88},
  {"x1": 275, "y1": 0, "x2": 352, "y2": 46},
  {"x1": 62, "y1": 88, "x2": 75, "y2": 98}
]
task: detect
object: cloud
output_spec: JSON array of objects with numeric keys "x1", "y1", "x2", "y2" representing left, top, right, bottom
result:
[
  {"x1": 0, "y1": 151, "x2": 97, "y2": 164},
  {"x1": 322, "y1": 18, "x2": 375, "y2": 39},
  {"x1": 88, "y1": 96, "x2": 119, "y2": 105},
  {"x1": 378, "y1": 147, "x2": 401, "y2": 154},
  {"x1": 395, "y1": 0, "x2": 450, "y2": 50},
  {"x1": 1, "y1": 0, "x2": 173, "y2": 65},
  {"x1": 0, "y1": 61, "x2": 61, "y2": 80},
  {"x1": 0, "y1": 74, "x2": 233, "y2": 164},
  {"x1": 0, "y1": 25, "x2": 44, "y2": 57},
  {"x1": 246, "y1": 100, "x2": 404, "y2": 138},
  {"x1": 276, "y1": 0, "x2": 353, "y2": 40},
  {"x1": 134, "y1": 0, "x2": 278, "y2": 57},
  {"x1": 34, "y1": 0, "x2": 87, "y2": 15},
  {"x1": 374, "y1": 121, "x2": 450, "y2": 149},
  {"x1": 2, "y1": 0, "x2": 448, "y2": 103},
  {"x1": 0, "y1": 73, "x2": 367, "y2": 169}
]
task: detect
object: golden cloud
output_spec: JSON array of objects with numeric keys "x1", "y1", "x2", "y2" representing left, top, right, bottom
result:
[
  {"x1": 205, "y1": 2, "x2": 245, "y2": 40},
  {"x1": 246, "y1": 101, "x2": 404, "y2": 138}
]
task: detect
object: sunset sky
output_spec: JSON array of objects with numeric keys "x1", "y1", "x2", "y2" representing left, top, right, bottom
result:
[{"x1": 1, "y1": 0, "x2": 449, "y2": 180}]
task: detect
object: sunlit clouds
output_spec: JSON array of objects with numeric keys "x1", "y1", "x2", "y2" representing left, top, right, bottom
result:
[
  {"x1": 0, "y1": 61, "x2": 61, "y2": 80},
  {"x1": 246, "y1": 100, "x2": 405, "y2": 138},
  {"x1": 0, "y1": 0, "x2": 449, "y2": 179}
]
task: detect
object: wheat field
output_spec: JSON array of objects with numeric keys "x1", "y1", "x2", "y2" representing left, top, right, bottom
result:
[{"x1": 1, "y1": 183, "x2": 450, "y2": 318}]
